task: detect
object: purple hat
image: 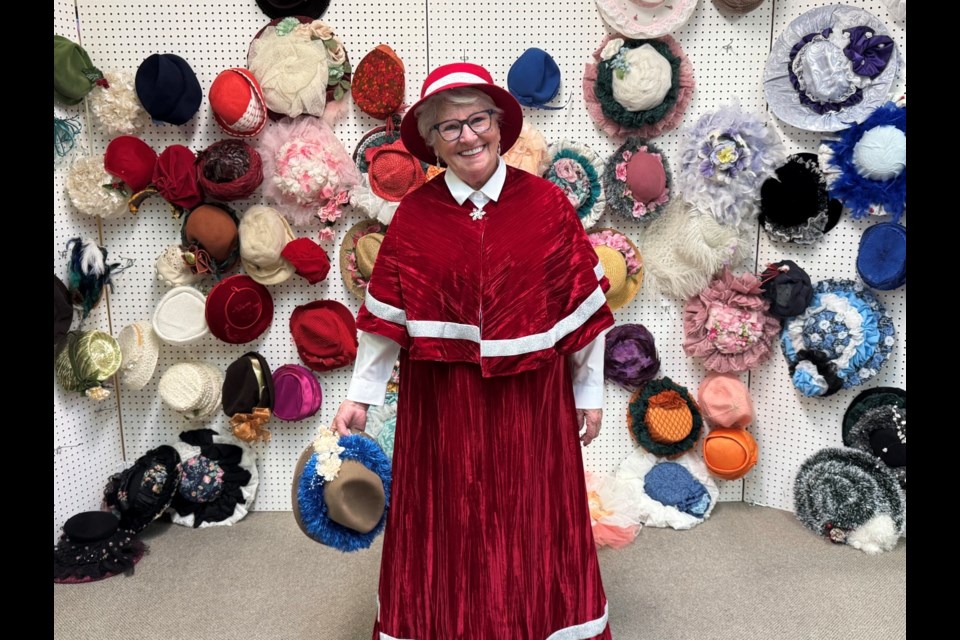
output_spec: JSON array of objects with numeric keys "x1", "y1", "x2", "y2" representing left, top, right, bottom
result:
[
  {"x1": 604, "y1": 324, "x2": 660, "y2": 390},
  {"x1": 272, "y1": 364, "x2": 323, "y2": 421}
]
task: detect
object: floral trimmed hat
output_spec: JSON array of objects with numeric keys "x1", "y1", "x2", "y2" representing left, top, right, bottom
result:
[
  {"x1": 589, "y1": 228, "x2": 643, "y2": 311},
  {"x1": 66, "y1": 156, "x2": 129, "y2": 219},
  {"x1": 365, "y1": 391, "x2": 398, "y2": 459},
  {"x1": 352, "y1": 44, "x2": 406, "y2": 122},
  {"x1": 292, "y1": 425, "x2": 392, "y2": 551},
  {"x1": 683, "y1": 268, "x2": 781, "y2": 374},
  {"x1": 677, "y1": 103, "x2": 787, "y2": 227},
  {"x1": 583, "y1": 33, "x2": 694, "y2": 140},
  {"x1": 616, "y1": 450, "x2": 719, "y2": 530},
  {"x1": 259, "y1": 117, "x2": 360, "y2": 228},
  {"x1": 339, "y1": 219, "x2": 387, "y2": 300},
  {"x1": 794, "y1": 447, "x2": 904, "y2": 554},
  {"x1": 628, "y1": 377, "x2": 703, "y2": 459},
  {"x1": 595, "y1": 0, "x2": 699, "y2": 39},
  {"x1": 247, "y1": 16, "x2": 352, "y2": 122},
  {"x1": 604, "y1": 324, "x2": 659, "y2": 391},
  {"x1": 764, "y1": 4, "x2": 899, "y2": 133},
  {"x1": 538, "y1": 139, "x2": 606, "y2": 229},
  {"x1": 88, "y1": 70, "x2": 150, "y2": 136},
  {"x1": 819, "y1": 98, "x2": 906, "y2": 222},
  {"x1": 781, "y1": 279, "x2": 895, "y2": 398},
  {"x1": 603, "y1": 137, "x2": 671, "y2": 223},
  {"x1": 180, "y1": 204, "x2": 242, "y2": 280},
  {"x1": 759, "y1": 153, "x2": 843, "y2": 245},
  {"x1": 169, "y1": 429, "x2": 259, "y2": 528},
  {"x1": 102, "y1": 445, "x2": 182, "y2": 534}
]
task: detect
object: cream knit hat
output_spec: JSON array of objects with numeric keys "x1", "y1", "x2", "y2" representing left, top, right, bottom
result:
[
  {"x1": 117, "y1": 322, "x2": 161, "y2": 390},
  {"x1": 159, "y1": 362, "x2": 223, "y2": 421},
  {"x1": 239, "y1": 205, "x2": 296, "y2": 285}
]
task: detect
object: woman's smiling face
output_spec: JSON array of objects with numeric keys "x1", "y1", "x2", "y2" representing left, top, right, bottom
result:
[{"x1": 432, "y1": 102, "x2": 502, "y2": 189}]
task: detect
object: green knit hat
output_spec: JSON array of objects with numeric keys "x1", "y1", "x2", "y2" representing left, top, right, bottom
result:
[
  {"x1": 54, "y1": 36, "x2": 105, "y2": 105},
  {"x1": 54, "y1": 331, "x2": 122, "y2": 400}
]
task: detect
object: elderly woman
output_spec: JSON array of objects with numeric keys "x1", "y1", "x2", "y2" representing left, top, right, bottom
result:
[{"x1": 333, "y1": 63, "x2": 614, "y2": 639}]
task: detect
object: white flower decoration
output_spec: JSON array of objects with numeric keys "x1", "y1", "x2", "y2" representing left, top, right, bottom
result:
[{"x1": 601, "y1": 38, "x2": 625, "y2": 61}]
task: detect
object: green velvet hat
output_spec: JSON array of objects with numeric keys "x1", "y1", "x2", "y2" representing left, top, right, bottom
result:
[{"x1": 54, "y1": 36, "x2": 105, "y2": 105}]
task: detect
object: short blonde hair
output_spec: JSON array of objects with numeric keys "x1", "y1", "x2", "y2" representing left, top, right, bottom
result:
[{"x1": 414, "y1": 88, "x2": 504, "y2": 151}]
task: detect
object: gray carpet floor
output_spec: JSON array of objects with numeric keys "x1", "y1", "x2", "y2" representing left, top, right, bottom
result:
[{"x1": 54, "y1": 503, "x2": 905, "y2": 640}]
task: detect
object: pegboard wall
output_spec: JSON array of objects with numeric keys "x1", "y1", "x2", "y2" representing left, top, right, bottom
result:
[{"x1": 53, "y1": 0, "x2": 907, "y2": 533}]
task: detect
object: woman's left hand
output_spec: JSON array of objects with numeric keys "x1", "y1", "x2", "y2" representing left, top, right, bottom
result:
[{"x1": 575, "y1": 409, "x2": 603, "y2": 447}]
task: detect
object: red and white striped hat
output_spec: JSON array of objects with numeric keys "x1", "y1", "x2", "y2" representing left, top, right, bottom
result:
[
  {"x1": 209, "y1": 68, "x2": 267, "y2": 137},
  {"x1": 400, "y1": 62, "x2": 523, "y2": 165}
]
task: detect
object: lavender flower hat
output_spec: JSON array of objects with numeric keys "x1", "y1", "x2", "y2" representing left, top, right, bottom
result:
[{"x1": 605, "y1": 324, "x2": 660, "y2": 391}]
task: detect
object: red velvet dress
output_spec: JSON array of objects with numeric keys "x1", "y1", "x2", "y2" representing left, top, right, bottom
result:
[{"x1": 358, "y1": 167, "x2": 615, "y2": 640}]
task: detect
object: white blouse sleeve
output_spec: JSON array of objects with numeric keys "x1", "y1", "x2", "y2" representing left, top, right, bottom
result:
[
  {"x1": 567, "y1": 328, "x2": 609, "y2": 410},
  {"x1": 346, "y1": 331, "x2": 402, "y2": 406}
]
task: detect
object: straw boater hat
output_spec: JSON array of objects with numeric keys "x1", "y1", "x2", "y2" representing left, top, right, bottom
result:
[
  {"x1": 292, "y1": 425, "x2": 392, "y2": 551},
  {"x1": 340, "y1": 219, "x2": 387, "y2": 300},
  {"x1": 588, "y1": 228, "x2": 643, "y2": 311}
]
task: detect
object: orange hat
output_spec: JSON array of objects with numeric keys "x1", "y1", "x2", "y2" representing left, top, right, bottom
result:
[
  {"x1": 702, "y1": 428, "x2": 758, "y2": 480},
  {"x1": 628, "y1": 377, "x2": 703, "y2": 459},
  {"x1": 697, "y1": 373, "x2": 754, "y2": 430}
]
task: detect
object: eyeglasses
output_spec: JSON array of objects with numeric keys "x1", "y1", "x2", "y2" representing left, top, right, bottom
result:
[{"x1": 432, "y1": 109, "x2": 496, "y2": 142}]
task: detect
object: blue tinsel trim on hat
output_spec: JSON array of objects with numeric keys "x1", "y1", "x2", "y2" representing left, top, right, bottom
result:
[
  {"x1": 297, "y1": 434, "x2": 392, "y2": 552},
  {"x1": 824, "y1": 102, "x2": 906, "y2": 222}
]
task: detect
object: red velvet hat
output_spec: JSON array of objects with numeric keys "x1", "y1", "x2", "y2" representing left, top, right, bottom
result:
[
  {"x1": 280, "y1": 237, "x2": 331, "y2": 284},
  {"x1": 352, "y1": 44, "x2": 405, "y2": 121},
  {"x1": 209, "y1": 68, "x2": 267, "y2": 137},
  {"x1": 289, "y1": 300, "x2": 358, "y2": 372},
  {"x1": 400, "y1": 62, "x2": 523, "y2": 164},
  {"x1": 205, "y1": 274, "x2": 274, "y2": 344},
  {"x1": 366, "y1": 139, "x2": 425, "y2": 202},
  {"x1": 154, "y1": 145, "x2": 204, "y2": 210},
  {"x1": 103, "y1": 135, "x2": 158, "y2": 194}
]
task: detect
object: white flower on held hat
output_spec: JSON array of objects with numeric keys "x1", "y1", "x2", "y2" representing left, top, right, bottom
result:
[{"x1": 601, "y1": 38, "x2": 625, "y2": 61}]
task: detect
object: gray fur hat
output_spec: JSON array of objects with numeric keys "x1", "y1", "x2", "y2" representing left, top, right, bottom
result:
[{"x1": 794, "y1": 448, "x2": 904, "y2": 555}]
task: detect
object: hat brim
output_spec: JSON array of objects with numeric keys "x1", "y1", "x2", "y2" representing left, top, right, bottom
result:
[
  {"x1": 590, "y1": 228, "x2": 643, "y2": 311},
  {"x1": 339, "y1": 219, "x2": 387, "y2": 300},
  {"x1": 400, "y1": 81, "x2": 523, "y2": 165}
]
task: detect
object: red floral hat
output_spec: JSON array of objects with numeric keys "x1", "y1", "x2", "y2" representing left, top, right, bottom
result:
[
  {"x1": 289, "y1": 300, "x2": 358, "y2": 371},
  {"x1": 209, "y1": 68, "x2": 267, "y2": 137},
  {"x1": 205, "y1": 274, "x2": 274, "y2": 344},
  {"x1": 352, "y1": 44, "x2": 406, "y2": 121}
]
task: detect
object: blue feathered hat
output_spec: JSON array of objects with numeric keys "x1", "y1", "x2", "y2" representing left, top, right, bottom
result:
[
  {"x1": 857, "y1": 222, "x2": 906, "y2": 290},
  {"x1": 292, "y1": 427, "x2": 391, "y2": 552},
  {"x1": 780, "y1": 279, "x2": 895, "y2": 398},
  {"x1": 819, "y1": 99, "x2": 906, "y2": 222}
]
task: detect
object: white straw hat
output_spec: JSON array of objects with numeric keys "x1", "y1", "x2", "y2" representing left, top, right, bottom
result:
[
  {"x1": 159, "y1": 362, "x2": 223, "y2": 421},
  {"x1": 117, "y1": 322, "x2": 161, "y2": 390}
]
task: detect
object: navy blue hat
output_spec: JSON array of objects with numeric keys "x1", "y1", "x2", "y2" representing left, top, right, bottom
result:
[
  {"x1": 507, "y1": 48, "x2": 563, "y2": 110},
  {"x1": 857, "y1": 222, "x2": 906, "y2": 290},
  {"x1": 759, "y1": 260, "x2": 814, "y2": 319},
  {"x1": 135, "y1": 54, "x2": 203, "y2": 125}
]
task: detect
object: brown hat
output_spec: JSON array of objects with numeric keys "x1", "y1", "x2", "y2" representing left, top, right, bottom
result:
[
  {"x1": 181, "y1": 204, "x2": 241, "y2": 278},
  {"x1": 291, "y1": 428, "x2": 390, "y2": 551},
  {"x1": 339, "y1": 219, "x2": 387, "y2": 300}
]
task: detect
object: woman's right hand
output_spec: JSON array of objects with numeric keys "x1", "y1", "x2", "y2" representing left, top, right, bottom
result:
[{"x1": 332, "y1": 399, "x2": 370, "y2": 436}]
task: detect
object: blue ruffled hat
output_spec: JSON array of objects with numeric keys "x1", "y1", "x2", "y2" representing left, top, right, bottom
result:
[
  {"x1": 857, "y1": 222, "x2": 906, "y2": 290},
  {"x1": 780, "y1": 279, "x2": 895, "y2": 398},
  {"x1": 643, "y1": 462, "x2": 711, "y2": 518},
  {"x1": 507, "y1": 48, "x2": 563, "y2": 110},
  {"x1": 135, "y1": 53, "x2": 203, "y2": 125}
]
